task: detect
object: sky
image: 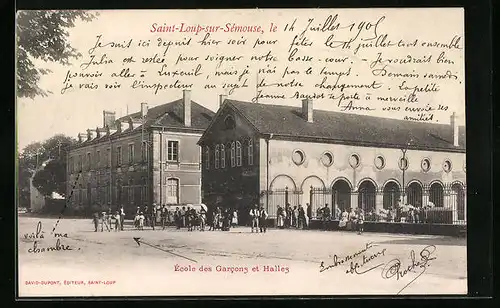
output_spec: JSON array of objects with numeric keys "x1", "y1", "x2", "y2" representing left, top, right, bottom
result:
[{"x1": 16, "y1": 8, "x2": 465, "y2": 151}]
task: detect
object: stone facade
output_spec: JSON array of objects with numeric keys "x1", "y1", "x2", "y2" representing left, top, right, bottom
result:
[
  {"x1": 67, "y1": 90, "x2": 214, "y2": 217},
  {"x1": 199, "y1": 98, "x2": 466, "y2": 224}
]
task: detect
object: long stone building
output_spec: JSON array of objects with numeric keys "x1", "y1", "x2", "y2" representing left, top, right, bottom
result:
[
  {"x1": 67, "y1": 90, "x2": 215, "y2": 217},
  {"x1": 198, "y1": 97, "x2": 466, "y2": 225}
]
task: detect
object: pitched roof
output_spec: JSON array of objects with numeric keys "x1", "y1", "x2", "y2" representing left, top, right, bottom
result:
[
  {"x1": 116, "y1": 99, "x2": 215, "y2": 131},
  {"x1": 225, "y1": 100, "x2": 466, "y2": 151}
]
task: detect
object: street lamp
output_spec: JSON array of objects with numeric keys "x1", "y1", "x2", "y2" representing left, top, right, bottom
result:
[{"x1": 399, "y1": 141, "x2": 411, "y2": 204}]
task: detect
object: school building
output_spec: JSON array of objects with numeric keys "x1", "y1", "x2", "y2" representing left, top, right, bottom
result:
[
  {"x1": 197, "y1": 97, "x2": 466, "y2": 225},
  {"x1": 66, "y1": 90, "x2": 215, "y2": 217}
]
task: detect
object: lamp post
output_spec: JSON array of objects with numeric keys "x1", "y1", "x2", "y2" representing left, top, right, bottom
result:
[{"x1": 400, "y1": 141, "x2": 411, "y2": 204}]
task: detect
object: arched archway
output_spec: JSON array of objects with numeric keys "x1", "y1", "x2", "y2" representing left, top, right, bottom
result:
[
  {"x1": 269, "y1": 174, "x2": 297, "y2": 191},
  {"x1": 358, "y1": 180, "x2": 376, "y2": 213},
  {"x1": 406, "y1": 181, "x2": 423, "y2": 207},
  {"x1": 429, "y1": 182, "x2": 444, "y2": 207},
  {"x1": 269, "y1": 175, "x2": 298, "y2": 218},
  {"x1": 383, "y1": 181, "x2": 401, "y2": 210},
  {"x1": 332, "y1": 179, "x2": 351, "y2": 212},
  {"x1": 452, "y1": 182, "x2": 465, "y2": 220},
  {"x1": 301, "y1": 176, "x2": 325, "y2": 215}
]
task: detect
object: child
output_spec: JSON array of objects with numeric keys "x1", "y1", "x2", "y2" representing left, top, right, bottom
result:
[
  {"x1": 357, "y1": 210, "x2": 365, "y2": 235},
  {"x1": 101, "y1": 211, "x2": 111, "y2": 232},
  {"x1": 138, "y1": 212, "x2": 145, "y2": 230}
]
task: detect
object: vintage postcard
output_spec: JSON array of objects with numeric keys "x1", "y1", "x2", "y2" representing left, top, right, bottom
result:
[{"x1": 16, "y1": 8, "x2": 467, "y2": 297}]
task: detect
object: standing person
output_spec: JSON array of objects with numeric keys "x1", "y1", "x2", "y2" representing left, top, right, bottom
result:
[
  {"x1": 231, "y1": 209, "x2": 238, "y2": 227},
  {"x1": 306, "y1": 203, "x2": 312, "y2": 222},
  {"x1": 249, "y1": 204, "x2": 260, "y2": 233},
  {"x1": 298, "y1": 205, "x2": 306, "y2": 229},
  {"x1": 92, "y1": 212, "x2": 99, "y2": 232},
  {"x1": 334, "y1": 203, "x2": 341, "y2": 220},
  {"x1": 186, "y1": 206, "x2": 192, "y2": 231},
  {"x1": 259, "y1": 205, "x2": 268, "y2": 233},
  {"x1": 119, "y1": 206, "x2": 126, "y2": 231},
  {"x1": 199, "y1": 206, "x2": 207, "y2": 231},
  {"x1": 138, "y1": 212, "x2": 145, "y2": 230},
  {"x1": 348, "y1": 208, "x2": 357, "y2": 231},
  {"x1": 285, "y1": 204, "x2": 292, "y2": 228},
  {"x1": 161, "y1": 205, "x2": 167, "y2": 230},
  {"x1": 292, "y1": 206, "x2": 299, "y2": 228},
  {"x1": 143, "y1": 205, "x2": 149, "y2": 227},
  {"x1": 276, "y1": 205, "x2": 285, "y2": 229},
  {"x1": 357, "y1": 209, "x2": 365, "y2": 235},
  {"x1": 101, "y1": 211, "x2": 111, "y2": 232},
  {"x1": 322, "y1": 204, "x2": 331, "y2": 230},
  {"x1": 180, "y1": 206, "x2": 186, "y2": 228},
  {"x1": 151, "y1": 203, "x2": 157, "y2": 230},
  {"x1": 114, "y1": 211, "x2": 121, "y2": 232},
  {"x1": 174, "y1": 207, "x2": 181, "y2": 229}
]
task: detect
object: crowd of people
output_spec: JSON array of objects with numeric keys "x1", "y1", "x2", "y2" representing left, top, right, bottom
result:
[
  {"x1": 91, "y1": 199, "x2": 434, "y2": 233},
  {"x1": 91, "y1": 204, "x2": 241, "y2": 232}
]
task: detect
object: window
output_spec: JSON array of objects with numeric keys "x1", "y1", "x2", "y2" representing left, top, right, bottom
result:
[
  {"x1": 215, "y1": 145, "x2": 220, "y2": 169},
  {"x1": 293, "y1": 149, "x2": 305, "y2": 165},
  {"x1": 421, "y1": 158, "x2": 431, "y2": 172},
  {"x1": 141, "y1": 177, "x2": 147, "y2": 204},
  {"x1": 106, "y1": 148, "x2": 111, "y2": 167},
  {"x1": 87, "y1": 153, "x2": 91, "y2": 170},
  {"x1": 443, "y1": 159, "x2": 452, "y2": 172},
  {"x1": 128, "y1": 178, "x2": 134, "y2": 204},
  {"x1": 322, "y1": 151, "x2": 334, "y2": 167},
  {"x1": 374, "y1": 155, "x2": 385, "y2": 170},
  {"x1": 349, "y1": 153, "x2": 360, "y2": 168},
  {"x1": 204, "y1": 146, "x2": 210, "y2": 170},
  {"x1": 224, "y1": 116, "x2": 236, "y2": 129},
  {"x1": 166, "y1": 178, "x2": 179, "y2": 204},
  {"x1": 79, "y1": 155, "x2": 83, "y2": 171},
  {"x1": 236, "y1": 141, "x2": 242, "y2": 166},
  {"x1": 220, "y1": 144, "x2": 226, "y2": 168},
  {"x1": 141, "y1": 142, "x2": 148, "y2": 162},
  {"x1": 128, "y1": 144, "x2": 134, "y2": 164},
  {"x1": 69, "y1": 157, "x2": 73, "y2": 173},
  {"x1": 248, "y1": 139, "x2": 254, "y2": 166},
  {"x1": 231, "y1": 142, "x2": 236, "y2": 167},
  {"x1": 96, "y1": 151, "x2": 100, "y2": 168},
  {"x1": 117, "y1": 146, "x2": 122, "y2": 166},
  {"x1": 167, "y1": 140, "x2": 179, "y2": 162}
]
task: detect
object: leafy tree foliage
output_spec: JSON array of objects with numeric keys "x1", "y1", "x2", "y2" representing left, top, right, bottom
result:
[
  {"x1": 18, "y1": 134, "x2": 77, "y2": 206},
  {"x1": 16, "y1": 10, "x2": 98, "y2": 99}
]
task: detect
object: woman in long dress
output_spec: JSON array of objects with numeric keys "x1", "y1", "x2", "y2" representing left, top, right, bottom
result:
[
  {"x1": 338, "y1": 209, "x2": 348, "y2": 229},
  {"x1": 231, "y1": 209, "x2": 238, "y2": 227},
  {"x1": 276, "y1": 206, "x2": 284, "y2": 228}
]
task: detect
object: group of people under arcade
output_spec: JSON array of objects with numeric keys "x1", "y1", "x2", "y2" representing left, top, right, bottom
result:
[{"x1": 91, "y1": 198, "x2": 435, "y2": 233}]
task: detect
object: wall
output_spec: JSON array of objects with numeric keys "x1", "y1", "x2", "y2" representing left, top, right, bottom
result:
[
  {"x1": 200, "y1": 105, "x2": 260, "y2": 215},
  {"x1": 67, "y1": 132, "x2": 149, "y2": 215},
  {"x1": 151, "y1": 130, "x2": 203, "y2": 205},
  {"x1": 259, "y1": 138, "x2": 466, "y2": 218}
]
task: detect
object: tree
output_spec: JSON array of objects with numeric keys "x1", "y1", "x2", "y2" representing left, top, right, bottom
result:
[
  {"x1": 18, "y1": 134, "x2": 78, "y2": 207},
  {"x1": 16, "y1": 10, "x2": 98, "y2": 99}
]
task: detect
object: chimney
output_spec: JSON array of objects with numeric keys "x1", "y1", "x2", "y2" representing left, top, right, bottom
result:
[
  {"x1": 450, "y1": 112, "x2": 459, "y2": 146},
  {"x1": 183, "y1": 90, "x2": 192, "y2": 127},
  {"x1": 141, "y1": 102, "x2": 148, "y2": 118},
  {"x1": 219, "y1": 94, "x2": 227, "y2": 108},
  {"x1": 103, "y1": 111, "x2": 116, "y2": 128},
  {"x1": 302, "y1": 99, "x2": 313, "y2": 123},
  {"x1": 87, "y1": 129, "x2": 96, "y2": 140},
  {"x1": 78, "y1": 133, "x2": 85, "y2": 143}
]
